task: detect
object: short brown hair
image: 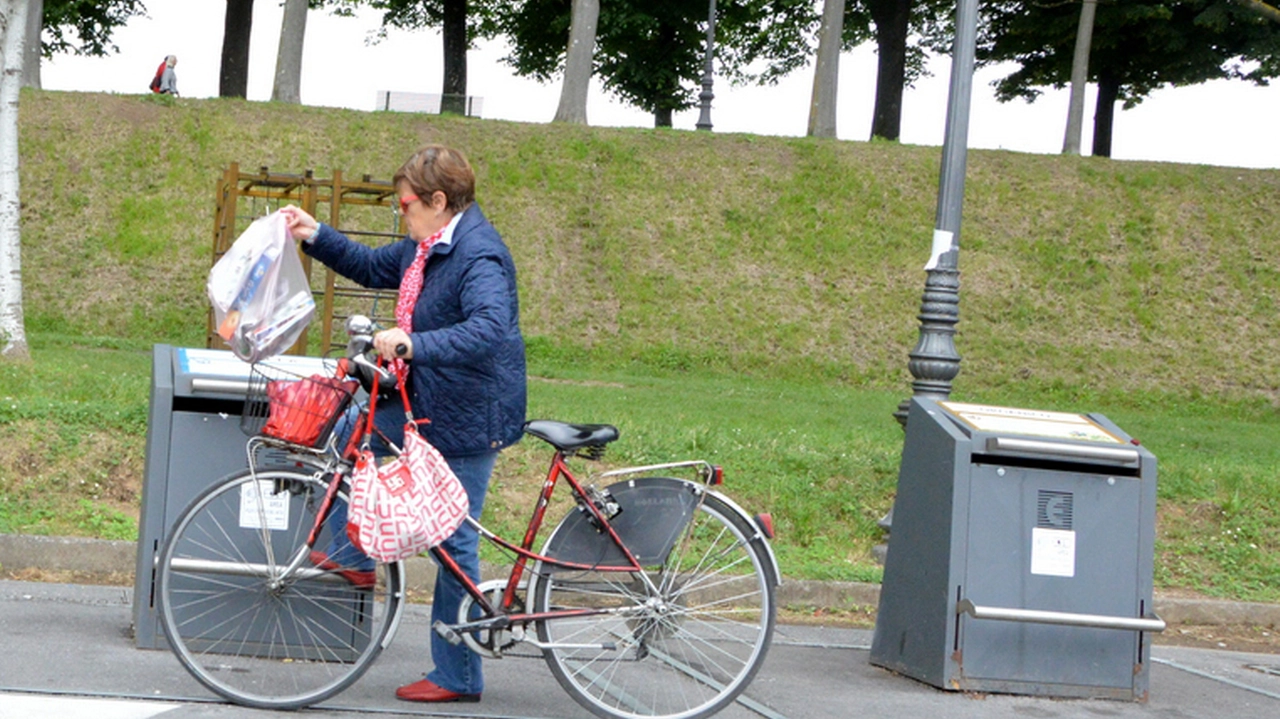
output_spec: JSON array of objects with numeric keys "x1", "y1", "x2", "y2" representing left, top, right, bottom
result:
[{"x1": 393, "y1": 145, "x2": 475, "y2": 213}]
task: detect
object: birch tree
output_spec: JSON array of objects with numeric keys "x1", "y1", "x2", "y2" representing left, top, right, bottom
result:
[
  {"x1": 808, "y1": 0, "x2": 844, "y2": 137},
  {"x1": 272, "y1": 0, "x2": 309, "y2": 103},
  {"x1": 1062, "y1": 0, "x2": 1097, "y2": 155},
  {"x1": 0, "y1": 0, "x2": 30, "y2": 360},
  {"x1": 553, "y1": 0, "x2": 598, "y2": 124}
]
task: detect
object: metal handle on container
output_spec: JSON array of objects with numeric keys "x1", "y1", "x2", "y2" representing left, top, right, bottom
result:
[
  {"x1": 957, "y1": 599, "x2": 1165, "y2": 632},
  {"x1": 190, "y1": 378, "x2": 252, "y2": 396},
  {"x1": 986, "y1": 436, "x2": 1140, "y2": 464}
]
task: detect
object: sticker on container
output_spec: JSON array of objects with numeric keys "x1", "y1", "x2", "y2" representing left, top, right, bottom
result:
[
  {"x1": 1030, "y1": 527, "x2": 1075, "y2": 577},
  {"x1": 240, "y1": 480, "x2": 289, "y2": 531}
]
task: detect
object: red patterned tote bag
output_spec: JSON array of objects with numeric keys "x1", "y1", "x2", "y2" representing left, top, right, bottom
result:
[{"x1": 345, "y1": 366, "x2": 470, "y2": 562}]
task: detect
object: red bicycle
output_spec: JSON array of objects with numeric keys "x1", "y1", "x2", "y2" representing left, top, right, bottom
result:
[{"x1": 156, "y1": 316, "x2": 780, "y2": 719}]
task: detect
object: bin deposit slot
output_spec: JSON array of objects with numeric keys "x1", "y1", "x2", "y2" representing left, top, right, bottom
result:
[
  {"x1": 957, "y1": 599, "x2": 1165, "y2": 633},
  {"x1": 985, "y1": 436, "x2": 1140, "y2": 465}
]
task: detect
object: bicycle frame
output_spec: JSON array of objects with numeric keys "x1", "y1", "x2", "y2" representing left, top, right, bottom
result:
[
  {"x1": 254, "y1": 390, "x2": 719, "y2": 648},
  {"x1": 428, "y1": 450, "x2": 716, "y2": 643}
]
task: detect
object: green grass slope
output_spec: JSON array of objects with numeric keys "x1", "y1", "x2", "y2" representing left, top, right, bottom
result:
[
  {"x1": 4, "y1": 90, "x2": 1279, "y2": 600},
  {"x1": 17, "y1": 90, "x2": 1280, "y2": 401}
]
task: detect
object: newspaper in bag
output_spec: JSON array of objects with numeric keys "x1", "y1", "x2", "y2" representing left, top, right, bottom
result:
[{"x1": 207, "y1": 211, "x2": 316, "y2": 362}]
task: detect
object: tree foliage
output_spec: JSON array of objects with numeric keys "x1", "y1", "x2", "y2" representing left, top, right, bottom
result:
[
  {"x1": 325, "y1": 0, "x2": 506, "y2": 103},
  {"x1": 496, "y1": 0, "x2": 818, "y2": 124},
  {"x1": 971, "y1": 0, "x2": 1280, "y2": 156},
  {"x1": 38, "y1": 0, "x2": 146, "y2": 58},
  {"x1": 328, "y1": 0, "x2": 504, "y2": 39},
  {"x1": 978, "y1": 0, "x2": 1280, "y2": 106}
]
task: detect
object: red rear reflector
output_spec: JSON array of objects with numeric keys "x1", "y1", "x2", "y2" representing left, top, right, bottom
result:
[
  {"x1": 754, "y1": 513, "x2": 775, "y2": 539},
  {"x1": 710, "y1": 465, "x2": 724, "y2": 486}
]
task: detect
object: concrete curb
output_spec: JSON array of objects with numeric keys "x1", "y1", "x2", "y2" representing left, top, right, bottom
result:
[{"x1": 3, "y1": 533, "x2": 1276, "y2": 628}]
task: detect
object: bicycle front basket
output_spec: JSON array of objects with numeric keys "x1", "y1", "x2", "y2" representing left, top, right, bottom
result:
[{"x1": 242, "y1": 364, "x2": 358, "y2": 448}]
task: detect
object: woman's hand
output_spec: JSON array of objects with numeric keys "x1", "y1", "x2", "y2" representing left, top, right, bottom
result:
[
  {"x1": 279, "y1": 205, "x2": 319, "y2": 242},
  {"x1": 374, "y1": 328, "x2": 413, "y2": 360}
]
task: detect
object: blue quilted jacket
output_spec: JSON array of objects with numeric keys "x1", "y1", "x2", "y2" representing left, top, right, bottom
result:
[{"x1": 303, "y1": 204, "x2": 527, "y2": 457}]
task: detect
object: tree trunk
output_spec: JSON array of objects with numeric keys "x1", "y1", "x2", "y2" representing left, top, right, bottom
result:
[
  {"x1": 271, "y1": 0, "x2": 307, "y2": 103},
  {"x1": 19, "y1": 0, "x2": 38, "y2": 88},
  {"x1": 220, "y1": 0, "x2": 254, "y2": 98},
  {"x1": 441, "y1": 0, "x2": 467, "y2": 114},
  {"x1": 868, "y1": 0, "x2": 910, "y2": 141},
  {"x1": 553, "y1": 0, "x2": 598, "y2": 123},
  {"x1": 807, "y1": 0, "x2": 844, "y2": 138},
  {"x1": 1091, "y1": 70, "x2": 1118, "y2": 158},
  {"x1": 0, "y1": 0, "x2": 31, "y2": 359},
  {"x1": 1062, "y1": 0, "x2": 1097, "y2": 155},
  {"x1": 651, "y1": 19, "x2": 680, "y2": 128}
]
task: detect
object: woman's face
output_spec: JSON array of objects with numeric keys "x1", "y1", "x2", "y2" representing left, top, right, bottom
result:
[{"x1": 397, "y1": 182, "x2": 452, "y2": 242}]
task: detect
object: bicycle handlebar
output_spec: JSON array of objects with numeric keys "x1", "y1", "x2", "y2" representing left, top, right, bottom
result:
[{"x1": 344, "y1": 315, "x2": 397, "y2": 393}]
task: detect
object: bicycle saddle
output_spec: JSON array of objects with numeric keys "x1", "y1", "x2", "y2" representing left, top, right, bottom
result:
[{"x1": 523, "y1": 420, "x2": 619, "y2": 451}]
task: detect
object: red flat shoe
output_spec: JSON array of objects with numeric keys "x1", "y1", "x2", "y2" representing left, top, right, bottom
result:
[
  {"x1": 395, "y1": 678, "x2": 481, "y2": 703},
  {"x1": 309, "y1": 550, "x2": 376, "y2": 589}
]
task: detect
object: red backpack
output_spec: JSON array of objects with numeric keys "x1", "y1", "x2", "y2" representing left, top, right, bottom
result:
[{"x1": 149, "y1": 61, "x2": 165, "y2": 93}]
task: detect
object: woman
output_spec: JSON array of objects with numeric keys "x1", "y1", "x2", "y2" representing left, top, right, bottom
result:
[{"x1": 279, "y1": 144, "x2": 526, "y2": 704}]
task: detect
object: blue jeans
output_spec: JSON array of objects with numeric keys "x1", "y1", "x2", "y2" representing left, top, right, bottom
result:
[{"x1": 324, "y1": 404, "x2": 496, "y2": 695}]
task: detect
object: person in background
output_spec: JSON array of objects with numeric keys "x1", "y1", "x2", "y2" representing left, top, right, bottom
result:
[
  {"x1": 152, "y1": 55, "x2": 178, "y2": 95},
  {"x1": 278, "y1": 144, "x2": 527, "y2": 705}
]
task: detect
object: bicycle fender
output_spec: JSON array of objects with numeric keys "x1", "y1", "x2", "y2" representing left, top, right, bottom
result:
[
  {"x1": 703, "y1": 486, "x2": 782, "y2": 587},
  {"x1": 541, "y1": 476, "x2": 781, "y2": 586}
]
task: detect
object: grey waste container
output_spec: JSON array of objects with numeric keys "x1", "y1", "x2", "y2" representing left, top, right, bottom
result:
[
  {"x1": 870, "y1": 397, "x2": 1164, "y2": 701},
  {"x1": 132, "y1": 345, "x2": 330, "y2": 649}
]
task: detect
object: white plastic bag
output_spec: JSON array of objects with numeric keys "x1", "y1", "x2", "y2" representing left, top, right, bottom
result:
[{"x1": 207, "y1": 211, "x2": 316, "y2": 362}]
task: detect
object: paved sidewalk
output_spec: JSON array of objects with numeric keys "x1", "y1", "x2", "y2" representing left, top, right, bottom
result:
[{"x1": 2, "y1": 580, "x2": 1280, "y2": 719}]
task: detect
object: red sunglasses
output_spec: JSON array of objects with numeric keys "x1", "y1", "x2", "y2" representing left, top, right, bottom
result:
[{"x1": 397, "y1": 194, "x2": 419, "y2": 214}]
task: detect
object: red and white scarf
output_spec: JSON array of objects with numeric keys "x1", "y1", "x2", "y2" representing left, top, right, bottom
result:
[{"x1": 392, "y1": 228, "x2": 444, "y2": 373}]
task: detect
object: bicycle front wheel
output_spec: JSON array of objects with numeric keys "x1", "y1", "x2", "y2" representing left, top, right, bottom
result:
[
  {"x1": 156, "y1": 465, "x2": 404, "y2": 709},
  {"x1": 531, "y1": 487, "x2": 777, "y2": 719}
]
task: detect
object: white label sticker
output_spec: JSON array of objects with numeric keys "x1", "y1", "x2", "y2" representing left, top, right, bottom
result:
[
  {"x1": 240, "y1": 480, "x2": 290, "y2": 531},
  {"x1": 924, "y1": 229, "x2": 954, "y2": 270},
  {"x1": 1030, "y1": 527, "x2": 1075, "y2": 577}
]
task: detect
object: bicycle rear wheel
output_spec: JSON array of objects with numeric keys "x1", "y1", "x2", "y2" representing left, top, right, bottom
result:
[
  {"x1": 157, "y1": 465, "x2": 404, "y2": 709},
  {"x1": 531, "y1": 486, "x2": 776, "y2": 719}
]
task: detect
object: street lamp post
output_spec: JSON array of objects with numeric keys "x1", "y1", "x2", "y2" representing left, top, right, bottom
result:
[
  {"x1": 878, "y1": 0, "x2": 979, "y2": 554},
  {"x1": 696, "y1": 0, "x2": 717, "y2": 131},
  {"x1": 895, "y1": 0, "x2": 978, "y2": 425}
]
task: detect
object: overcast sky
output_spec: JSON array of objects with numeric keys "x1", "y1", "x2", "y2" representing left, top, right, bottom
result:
[{"x1": 35, "y1": 0, "x2": 1280, "y2": 170}]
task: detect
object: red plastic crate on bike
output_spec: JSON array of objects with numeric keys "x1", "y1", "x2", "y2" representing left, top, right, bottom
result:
[
  {"x1": 263, "y1": 375, "x2": 358, "y2": 447},
  {"x1": 347, "y1": 362, "x2": 469, "y2": 562}
]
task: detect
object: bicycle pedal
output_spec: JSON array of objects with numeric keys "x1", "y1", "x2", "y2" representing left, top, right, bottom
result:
[{"x1": 432, "y1": 620, "x2": 463, "y2": 646}]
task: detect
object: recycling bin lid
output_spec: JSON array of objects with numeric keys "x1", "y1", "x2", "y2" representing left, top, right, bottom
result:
[
  {"x1": 174, "y1": 348, "x2": 335, "y2": 398},
  {"x1": 937, "y1": 401, "x2": 1143, "y2": 469}
]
